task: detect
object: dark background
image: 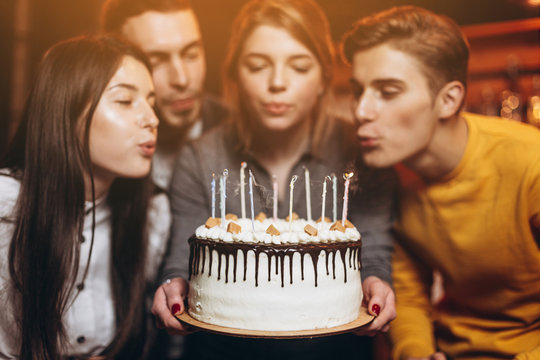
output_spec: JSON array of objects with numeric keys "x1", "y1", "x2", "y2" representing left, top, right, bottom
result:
[{"x1": 1, "y1": 0, "x2": 539, "y2": 150}]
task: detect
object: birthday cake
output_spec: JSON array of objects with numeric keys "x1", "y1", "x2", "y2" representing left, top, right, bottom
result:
[{"x1": 187, "y1": 214, "x2": 363, "y2": 331}]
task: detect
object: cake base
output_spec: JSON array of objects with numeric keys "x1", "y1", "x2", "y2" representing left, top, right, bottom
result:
[{"x1": 175, "y1": 305, "x2": 374, "y2": 339}]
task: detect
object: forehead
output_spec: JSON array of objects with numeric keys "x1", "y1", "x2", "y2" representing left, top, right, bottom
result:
[
  {"x1": 121, "y1": 9, "x2": 201, "y2": 52},
  {"x1": 351, "y1": 44, "x2": 429, "y2": 85},
  {"x1": 106, "y1": 56, "x2": 153, "y2": 92},
  {"x1": 242, "y1": 25, "x2": 314, "y2": 58}
]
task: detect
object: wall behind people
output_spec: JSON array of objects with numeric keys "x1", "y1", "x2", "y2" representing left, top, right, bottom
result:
[{"x1": 1, "y1": 0, "x2": 538, "y2": 156}]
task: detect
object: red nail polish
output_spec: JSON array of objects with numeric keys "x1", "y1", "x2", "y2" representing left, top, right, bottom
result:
[
  {"x1": 171, "y1": 303, "x2": 181, "y2": 315},
  {"x1": 371, "y1": 304, "x2": 380, "y2": 316}
]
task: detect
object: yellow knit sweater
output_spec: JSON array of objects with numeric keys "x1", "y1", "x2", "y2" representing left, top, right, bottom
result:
[{"x1": 390, "y1": 113, "x2": 540, "y2": 360}]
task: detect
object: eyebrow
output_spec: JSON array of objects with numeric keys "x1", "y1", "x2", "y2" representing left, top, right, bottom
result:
[
  {"x1": 107, "y1": 83, "x2": 138, "y2": 92},
  {"x1": 107, "y1": 83, "x2": 155, "y2": 98},
  {"x1": 349, "y1": 78, "x2": 405, "y2": 87},
  {"x1": 243, "y1": 53, "x2": 315, "y2": 62},
  {"x1": 146, "y1": 40, "x2": 203, "y2": 58},
  {"x1": 181, "y1": 40, "x2": 202, "y2": 55},
  {"x1": 372, "y1": 78, "x2": 405, "y2": 87}
]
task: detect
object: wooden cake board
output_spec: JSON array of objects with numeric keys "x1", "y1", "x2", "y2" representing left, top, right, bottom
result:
[{"x1": 175, "y1": 306, "x2": 374, "y2": 339}]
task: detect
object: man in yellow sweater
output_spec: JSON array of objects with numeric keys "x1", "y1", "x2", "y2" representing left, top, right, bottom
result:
[{"x1": 341, "y1": 6, "x2": 540, "y2": 360}]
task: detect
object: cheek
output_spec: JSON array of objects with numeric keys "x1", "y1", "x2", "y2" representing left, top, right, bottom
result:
[
  {"x1": 187, "y1": 60, "x2": 206, "y2": 90},
  {"x1": 387, "y1": 103, "x2": 434, "y2": 152},
  {"x1": 238, "y1": 74, "x2": 265, "y2": 104},
  {"x1": 152, "y1": 69, "x2": 169, "y2": 98},
  {"x1": 89, "y1": 114, "x2": 135, "y2": 165},
  {"x1": 292, "y1": 75, "x2": 323, "y2": 106}
]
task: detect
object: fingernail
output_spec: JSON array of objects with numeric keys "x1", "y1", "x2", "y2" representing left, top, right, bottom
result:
[
  {"x1": 171, "y1": 303, "x2": 181, "y2": 315},
  {"x1": 371, "y1": 304, "x2": 380, "y2": 316}
]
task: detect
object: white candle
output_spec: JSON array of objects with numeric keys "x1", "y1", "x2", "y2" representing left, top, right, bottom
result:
[
  {"x1": 321, "y1": 175, "x2": 330, "y2": 223},
  {"x1": 289, "y1": 175, "x2": 298, "y2": 231},
  {"x1": 221, "y1": 169, "x2": 228, "y2": 227},
  {"x1": 341, "y1": 172, "x2": 354, "y2": 226},
  {"x1": 332, "y1": 174, "x2": 337, "y2": 223},
  {"x1": 272, "y1": 174, "x2": 278, "y2": 221},
  {"x1": 240, "y1": 162, "x2": 247, "y2": 219},
  {"x1": 249, "y1": 169, "x2": 255, "y2": 231},
  {"x1": 305, "y1": 167, "x2": 311, "y2": 221},
  {"x1": 211, "y1": 173, "x2": 216, "y2": 218}
]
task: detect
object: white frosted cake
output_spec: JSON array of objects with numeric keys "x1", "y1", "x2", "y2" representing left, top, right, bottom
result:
[{"x1": 187, "y1": 214, "x2": 363, "y2": 331}]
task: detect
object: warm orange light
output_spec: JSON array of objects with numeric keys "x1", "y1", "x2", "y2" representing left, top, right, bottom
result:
[{"x1": 528, "y1": 0, "x2": 540, "y2": 6}]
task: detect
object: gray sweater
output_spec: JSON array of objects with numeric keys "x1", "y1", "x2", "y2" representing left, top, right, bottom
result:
[{"x1": 161, "y1": 119, "x2": 397, "y2": 284}]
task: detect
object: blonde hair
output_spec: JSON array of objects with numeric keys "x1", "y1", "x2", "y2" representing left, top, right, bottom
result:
[{"x1": 222, "y1": 0, "x2": 335, "y2": 154}]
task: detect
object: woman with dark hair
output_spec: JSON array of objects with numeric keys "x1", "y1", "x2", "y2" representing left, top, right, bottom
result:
[
  {"x1": 0, "y1": 35, "x2": 169, "y2": 359},
  {"x1": 152, "y1": 0, "x2": 397, "y2": 358}
]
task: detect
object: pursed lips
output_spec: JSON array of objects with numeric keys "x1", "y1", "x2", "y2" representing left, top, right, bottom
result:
[
  {"x1": 138, "y1": 139, "x2": 156, "y2": 157},
  {"x1": 262, "y1": 102, "x2": 291, "y2": 116}
]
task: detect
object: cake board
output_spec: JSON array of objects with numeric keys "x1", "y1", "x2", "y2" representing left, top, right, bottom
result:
[{"x1": 175, "y1": 306, "x2": 374, "y2": 339}]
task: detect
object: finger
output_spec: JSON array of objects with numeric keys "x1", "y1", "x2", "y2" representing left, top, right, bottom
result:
[
  {"x1": 151, "y1": 281, "x2": 191, "y2": 335},
  {"x1": 163, "y1": 277, "x2": 188, "y2": 316},
  {"x1": 431, "y1": 352, "x2": 447, "y2": 360}
]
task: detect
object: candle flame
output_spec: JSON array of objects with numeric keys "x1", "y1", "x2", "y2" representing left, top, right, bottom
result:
[
  {"x1": 290, "y1": 175, "x2": 298, "y2": 188},
  {"x1": 241, "y1": 162, "x2": 247, "y2": 168},
  {"x1": 223, "y1": 169, "x2": 229, "y2": 177},
  {"x1": 343, "y1": 172, "x2": 354, "y2": 180}
]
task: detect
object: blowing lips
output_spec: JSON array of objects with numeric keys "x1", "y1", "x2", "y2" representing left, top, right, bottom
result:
[
  {"x1": 138, "y1": 139, "x2": 156, "y2": 157},
  {"x1": 263, "y1": 102, "x2": 292, "y2": 116},
  {"x1": 357, "y1": 134, "x2": 379, "y2": 148},
  {"x1": 166, "y1": 97, "x2": 195, "y2": 113}
]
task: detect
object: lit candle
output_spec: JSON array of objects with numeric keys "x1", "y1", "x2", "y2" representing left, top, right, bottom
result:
[
  {"x1": 289, "y1": 175, "x2": 298, "y2": 231},
  {"x1": 321, "y1": 175, "x2": 330, "y2": 224},
  {"x1": 211, "y1": 173, "x2": 216, "y2": 218},
  {"x1": 272, "y1": 174, "x2": 278, "y2": 221},
  {"x1": 240, "y1": 162, "x2": 247, "y2": 219},
  {"x1": 305, "y1": 167, "x2": 311, "y2": 221},
  {"x1": 249, "y1": 170, "x2": 255, "y2": 231},
  {"x1": 221, "y1": 169, "x2": 228, "y2": 227},
  {"x1": 341, "y1": 172, "x2": 354, "y2": 226},
  {"x1": 332, "y1": 174, "x2": 337, "y2": 223}
]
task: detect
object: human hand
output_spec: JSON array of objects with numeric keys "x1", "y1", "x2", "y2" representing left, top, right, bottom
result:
[
  {"x1": 352, "y1": 276, "x2": 396, "y2": 336},
  {"x1": 408, "y1": 352, "x2": 447, "y2": 360},
  {"x1": 151, "y1": 277, "x2": 196, "y2": 335}
]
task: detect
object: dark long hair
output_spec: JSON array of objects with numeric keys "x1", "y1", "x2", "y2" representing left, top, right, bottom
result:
[{"x1": 6, "y1": 35, "x2": 154, "y2": 359}]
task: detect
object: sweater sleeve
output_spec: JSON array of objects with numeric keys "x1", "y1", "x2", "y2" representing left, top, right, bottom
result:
[
  {"x1": 348, "y1": 166, "x2": 397, "y2": 284},
  {"x1": 515, "y1": 345, "x2": 540, "y2": 360},
  {"x1": 160, "y1": 144, "x2": 210, "y2": 282},
  {"x1": 389, "y1": 239, "x2": 436, "y2": 360}
]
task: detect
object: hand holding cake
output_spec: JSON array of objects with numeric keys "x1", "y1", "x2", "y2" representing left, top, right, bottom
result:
[
  {"x1": 151, "y1": 277, "x2": 195, "y2": 335},
  {"x1": 353, "y1": 275, "x2": 396, "y2": 336}
]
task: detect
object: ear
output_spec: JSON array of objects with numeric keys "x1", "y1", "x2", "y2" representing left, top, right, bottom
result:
[{"x1": 435, "y1": 81, "x2": 465, "y2": 119}]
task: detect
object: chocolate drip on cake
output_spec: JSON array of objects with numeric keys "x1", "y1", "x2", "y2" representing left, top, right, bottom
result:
[{"x1": 189, "y1": 236, "x2": 362, "y2": 287}]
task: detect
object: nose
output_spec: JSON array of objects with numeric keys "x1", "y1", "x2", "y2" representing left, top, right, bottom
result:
[
  {"x1": 140, "y1": 104, "x2": 159, "y2": 130},
  {"x1": 353, "y1": 92, "x2": 376, "y2": 125},
  {"x1": 268, "y1": 66, "x2": 286, "y2": 93},
  {"x1": 169, "y1": 56, "x2": 189, "y2": 90}
]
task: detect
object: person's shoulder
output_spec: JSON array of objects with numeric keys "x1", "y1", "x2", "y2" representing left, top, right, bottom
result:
[
  {"x1": 184, "y1": 123, "x2": 228, "y2": 155},
  {"x1": 201, "y1": 94, "x2": 228, "y2": 130},
  {"x1": 466, "y1": 112, "x2": 540, "y2": 145}
]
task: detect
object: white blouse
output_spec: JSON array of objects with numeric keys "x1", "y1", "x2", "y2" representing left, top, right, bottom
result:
[{"x1": 0, "y1": 170, "x2": 170, "y2": 358}]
